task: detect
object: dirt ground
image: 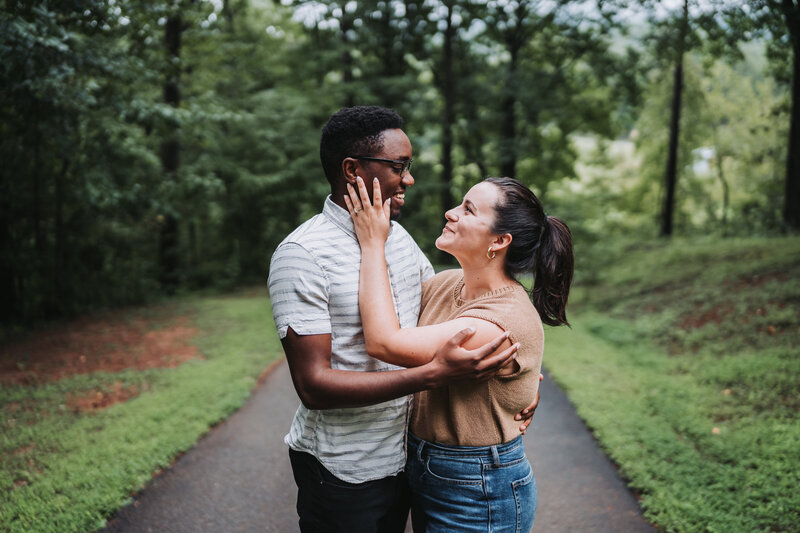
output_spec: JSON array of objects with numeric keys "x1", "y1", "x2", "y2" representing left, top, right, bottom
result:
[{"x1": 0, "y1": 308, "x2": 201, "y2": 411}]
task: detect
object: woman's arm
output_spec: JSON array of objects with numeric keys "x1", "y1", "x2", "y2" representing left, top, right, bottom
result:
[{"x1": 345, "y1": 177, "x2": 513, "y2": 367}]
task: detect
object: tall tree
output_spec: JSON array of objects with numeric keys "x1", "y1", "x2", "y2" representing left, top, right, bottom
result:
[
  {"x1": 485, "y1": 0, "x2": 548, "y2": 179},
  {"x1": 440, "y1": 1, "x2": 457, "y2": 215},
  {"x1": 481, "y1": 0, "x2": 619, "y2": 194},
  {"x1": 611, "y1": 0, "x2": 745, "y2": 236},
  {"x1": 159, "y1": 3, "x2": 184, "y2": 293},
  {"x1": 661, "y1": 0, "x2": 690, "y2": 237},
  {"x1": 743, "y1": 1, "x2": 800, "y2": 231}
]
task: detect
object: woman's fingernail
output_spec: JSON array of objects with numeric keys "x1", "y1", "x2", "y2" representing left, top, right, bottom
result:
[{"x1": 523, "y1": 409, "x2": 529, "y2": 414}]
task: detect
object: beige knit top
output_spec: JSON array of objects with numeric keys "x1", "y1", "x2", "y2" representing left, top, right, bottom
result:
[{"x1": 410, "y1": 269, "x2": 544, "y2": 446}]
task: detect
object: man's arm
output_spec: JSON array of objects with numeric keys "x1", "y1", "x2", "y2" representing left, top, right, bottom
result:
[{"x1": 282, "y1": 326, "x2": 518, "y2": 410}]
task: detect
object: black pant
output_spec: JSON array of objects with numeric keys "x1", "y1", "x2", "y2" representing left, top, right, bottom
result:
[{"x1": 289, "y1": 449, "x2": 411, "y2": 533}]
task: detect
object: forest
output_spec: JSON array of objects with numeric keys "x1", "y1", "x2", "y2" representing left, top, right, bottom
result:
[{"x1": 1, "y1": 0, "x2": 798, "y2": 323}]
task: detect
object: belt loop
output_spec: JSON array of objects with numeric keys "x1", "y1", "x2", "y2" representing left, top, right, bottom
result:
[
  {"x1": 491, "y1": 445, "x2": 500, "y2": 466},
  {"x1": 417, "y1": 438, "x2": 425, "y2": 462}
]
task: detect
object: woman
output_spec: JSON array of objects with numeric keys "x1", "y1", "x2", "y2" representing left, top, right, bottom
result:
[{"x1": 345, "y1": 175, "x2": 573, "y2": 532}]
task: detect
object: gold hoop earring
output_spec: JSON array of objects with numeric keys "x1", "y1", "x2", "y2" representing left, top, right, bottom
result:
[{"x1": 487, "y1": 247, "x2": 496, "y2": 260}]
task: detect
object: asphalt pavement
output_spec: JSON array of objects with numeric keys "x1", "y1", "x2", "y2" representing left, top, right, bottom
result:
[{"x1": 101, "y1": 360, "x2": 655, "y2": 533}]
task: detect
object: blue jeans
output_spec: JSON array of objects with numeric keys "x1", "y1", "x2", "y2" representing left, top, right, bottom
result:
[{"x1": 406, "y1": 432, "x2": 536, "y2": 533}]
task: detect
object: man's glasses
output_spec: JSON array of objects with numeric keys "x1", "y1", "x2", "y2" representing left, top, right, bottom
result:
[{"x1": 352, "y1": 156, "x2": 413, "y2": 178}]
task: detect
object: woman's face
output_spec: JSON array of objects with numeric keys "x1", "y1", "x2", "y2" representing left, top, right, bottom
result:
[{"x1": 435, "y1": 181, "x2": 501, "y2": 261}]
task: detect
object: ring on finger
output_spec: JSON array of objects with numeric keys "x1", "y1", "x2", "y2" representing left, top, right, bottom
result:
[{"x1": 354, "y1": 207, "x2": 361, "y2": 213}]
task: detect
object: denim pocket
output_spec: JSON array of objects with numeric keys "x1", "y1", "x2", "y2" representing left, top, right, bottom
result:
[
  {"x1": 491, "y1": 456, "x2": 527, "y2": 470},
  {"x1": 425, "y1": 455, "x2": 483, "y2": 486},
  {"x1": 511, "y1": 467, "x2": 536, "y2": 533}
]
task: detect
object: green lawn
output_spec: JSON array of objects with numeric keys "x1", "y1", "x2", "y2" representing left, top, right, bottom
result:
[
  {"x1": 0, "y1": 289, "x2": 283, "y2": 533},
  {"x1": 2, "y1": 237, "x2": 798, "y2": 533},
  {"x1": 544, "y1": 236, "x2": 800, "y2": 532}
]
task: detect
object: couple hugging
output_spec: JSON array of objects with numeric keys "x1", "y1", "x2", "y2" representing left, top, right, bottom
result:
[{"x1": 268, "y1": 105, "x2": 574, "y2": 533}]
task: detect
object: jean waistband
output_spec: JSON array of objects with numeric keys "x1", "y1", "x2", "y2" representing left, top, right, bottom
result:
[{"x1": 408, "y1": 432, "x2": 524, "y2": 463}]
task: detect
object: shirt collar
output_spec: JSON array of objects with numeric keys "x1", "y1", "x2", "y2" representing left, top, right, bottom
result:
[{"x1": 323, "y1": 195, "x2": 393, "y2": 238}]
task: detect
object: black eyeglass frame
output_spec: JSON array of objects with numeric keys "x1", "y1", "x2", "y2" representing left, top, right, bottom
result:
[{"x1": 350, "y1": 156, "x2": 413, "y2": 177}]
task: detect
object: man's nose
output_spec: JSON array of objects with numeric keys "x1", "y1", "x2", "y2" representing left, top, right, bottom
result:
[{"x1": 402, "y1": 171, "x2": 415, "y2": 187}]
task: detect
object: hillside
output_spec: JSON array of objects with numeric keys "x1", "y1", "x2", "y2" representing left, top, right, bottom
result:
[{"x1": 543, "y1": 236, "x2": 800, "y2": 532}]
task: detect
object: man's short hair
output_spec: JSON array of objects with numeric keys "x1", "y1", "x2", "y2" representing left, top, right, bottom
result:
[{"x1": 320, "y1": 106, "x2": 404, "y2": 185}]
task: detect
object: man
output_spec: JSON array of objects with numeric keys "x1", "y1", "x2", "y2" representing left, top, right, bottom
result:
[{"x1": 268, "y1": 106, "x2": 535, "y2": 532}]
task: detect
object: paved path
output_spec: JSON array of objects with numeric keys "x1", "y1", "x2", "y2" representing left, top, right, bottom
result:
[{"x1": 102, "y1": 361, "x2": 654, "y2": 532}]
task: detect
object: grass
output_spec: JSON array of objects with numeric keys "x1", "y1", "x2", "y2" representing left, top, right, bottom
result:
[
  {"x1": 544, "y1": 235, "x2": 800, "y2": 532},
  {"x1": 2, "y1": 237, "x2": 798, "y2": 532},
  {"x1": 0, "y1": 288, "x2": 283, "y2": 533}
]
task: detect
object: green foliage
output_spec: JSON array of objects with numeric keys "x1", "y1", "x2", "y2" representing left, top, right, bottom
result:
[
  {"x1": 0, "y1": 0, "x2": 794, "y2": 322},
  {"x1": 0, "y1": 289, "x2": 282, "y2": 533},
  {"x1": 545, "y1": 45, "x2": 789, "y2": 260},
  {"x1": 544, "y1": 236, "x2": 800, "y2": 531},
  {"x1": 634, "y1": 51, "x2": 786, "y2": 236}
]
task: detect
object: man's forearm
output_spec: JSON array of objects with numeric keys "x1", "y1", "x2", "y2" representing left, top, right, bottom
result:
[
  {"x1": 293, "y1": 364, "x2": 437, "y2": 410},
  {"x1": 283, "y1": 327, "x2": 516, "y2": 410}
]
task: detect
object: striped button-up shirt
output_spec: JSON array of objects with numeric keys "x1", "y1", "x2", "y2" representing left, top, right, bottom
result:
[{"x1": 268, "y1": 196, "x2": 434, "y2": 483}]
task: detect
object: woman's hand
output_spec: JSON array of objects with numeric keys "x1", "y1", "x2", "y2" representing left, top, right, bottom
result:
[
  {"x1": 344, "y1": 176, "x2": 391, "y2": 250},
  {"x1": 515, "y1": 373, "x2": 543, "y2": 434}
]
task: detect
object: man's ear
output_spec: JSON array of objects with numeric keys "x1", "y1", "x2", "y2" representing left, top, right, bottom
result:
[{"x1": 342, "y1": 158, "x2": 360, "y2": 185}]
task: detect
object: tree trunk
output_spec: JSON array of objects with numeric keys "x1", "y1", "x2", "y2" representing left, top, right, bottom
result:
[
  {"x1": 438, "y1": 2, "x2": 456, "y2": 263},
  {"x1": 0, "y1": 206, "x2": 14, "y2": 320},
  {"x1": 784, "y1": 6, "x2": 800, "y2": 231},
  {"x1": 660, "y1": 0, "x2": 689, "y2": 238},
  {"x1": 52, "y1": 157, "x2": 68, "y2": 315},
  {"x1": 500, "y1": 3, "x2": 525, "y2": 179},
  {"x1": 222, "y1": 0, "x2": 235, "y2": 33},
  {"x1": 500, "y1": 46, "x2": 518, "y2": 179},
  {"x1": 715, "y1": 151, "x2": 730, "y2": 233},
  {"x1": 159, "y1": 10, "x2": 182, "y2": 293},
  {"x1": 188, "y1": 219, "x2": 197, "y2": 278},
  {"x1": 33, "y1": 135, "x2": 43, "y2": 252},
  {"x1": 341, "y1": 15, "x2": 355, "y2": 108},
  {"x1": 441, "y1": 2, "x2": 455, "y2": 217}
]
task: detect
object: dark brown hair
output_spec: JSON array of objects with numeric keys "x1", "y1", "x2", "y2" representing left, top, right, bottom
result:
[{"x1": 485, "y1": 177, "x2": 574, "y2": 327}]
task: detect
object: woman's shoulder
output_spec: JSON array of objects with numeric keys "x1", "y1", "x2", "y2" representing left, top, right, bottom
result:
[
  {"x1": 421, "y1": 269, "x2": 462, "y2": 309},
  {"x1": 422, "y1": 269, "x2": 462, "y2": 291},
  {"x1": 461, "y1": 285, "x2": 541, "y2": 327}
]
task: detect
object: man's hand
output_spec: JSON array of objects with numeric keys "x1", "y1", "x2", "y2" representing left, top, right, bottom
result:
[
  {"x1": 515, "y1": 373, "x2": 543, "y2": 434},
  {"x1": 426, "y1": 327, "x2": 519, "y2": 388}
]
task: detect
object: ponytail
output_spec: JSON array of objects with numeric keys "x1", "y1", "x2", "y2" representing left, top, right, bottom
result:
[
  {"x1": 531, "y1": 215, "x2": 573, "y2": 326},
  {"x1": 485, "y1": 177, "x2": 574, "y2": 327}
]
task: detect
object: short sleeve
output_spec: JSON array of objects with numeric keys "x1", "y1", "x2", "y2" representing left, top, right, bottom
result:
[
  {"x1": 268, "y1": 243, "x2": 331, "y2": 339},
  {"x1": 418, "y1": 247, "x2": 435, "y2": 282}
]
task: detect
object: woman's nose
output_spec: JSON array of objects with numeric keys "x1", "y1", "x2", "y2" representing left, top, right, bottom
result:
[{"x1": 445, "y1": 209, "x2": 458, "y2": 221}]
